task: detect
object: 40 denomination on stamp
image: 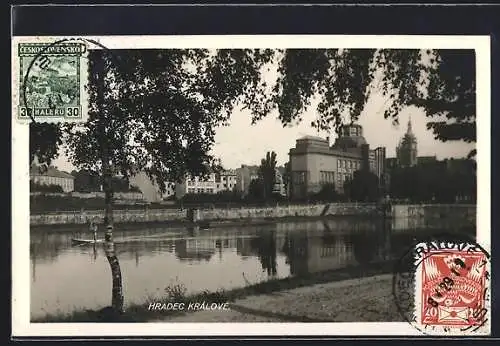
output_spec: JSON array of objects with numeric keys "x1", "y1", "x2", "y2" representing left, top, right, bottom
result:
[{"x1": 13, "y1": 37, "x2": 90, "y2": 123}]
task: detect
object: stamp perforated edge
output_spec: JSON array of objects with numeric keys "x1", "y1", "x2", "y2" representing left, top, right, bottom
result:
[
  {"x1": 12, "y1": 36, "x2": 91, "y2": 124},
  {"x1": 413, "y1": 242, "x2": 491, "y2": 336}
]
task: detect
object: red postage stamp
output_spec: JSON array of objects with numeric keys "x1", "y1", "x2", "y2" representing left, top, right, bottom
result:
[{"x1": 417, "y1": 245, "x2": 490, "y2": 334}]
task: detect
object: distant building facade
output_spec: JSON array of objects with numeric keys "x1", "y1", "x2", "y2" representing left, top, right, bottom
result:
[
  {"x1": 235, "y1": 165, "x2": 260, "y2": 197},
  {"x1": 396, "y1": 117, "x2": 418, "y2": 167},
  {"x1": 30, "y1": 165, "x2": 75, "y2": 192},
  {"x1": 217, "y1": 169, "x2": 238, "y2": 192},
  {"x1": 374, "y1": 147, "x2": 387, "y2": 189},
  {"x1": 417, "y1": 155, "x2": 438, "y2": 165},
  {"x1": 386, "y1": 117, "x2": 438, "y2": 172},
  {"x1": 175, "y1": 169, "x2": 238, "y2": 198},
  {"x1": 235, "y1": 165, "x2": 287, "y2": 198},
  {"x1": 288, "y1": 124, "x2": 386, "y2": 199}
]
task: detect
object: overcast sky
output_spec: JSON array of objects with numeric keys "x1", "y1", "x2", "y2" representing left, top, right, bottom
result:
[{"x1": 53, "y1": 88, "x2": 474, "y2": 172}]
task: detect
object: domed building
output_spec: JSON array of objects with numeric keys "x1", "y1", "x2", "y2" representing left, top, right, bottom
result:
[
  {"x1": 333, "y1": 124, "x2": 368, "y2": 150},
  {"x1": 288, "y1": 123, "x2": 386, "y2": 199}
]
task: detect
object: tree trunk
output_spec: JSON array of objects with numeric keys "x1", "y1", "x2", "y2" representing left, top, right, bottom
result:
[
  {"x1": 96, "y1": 50, "x2": 124, "y2": 314},
  {"x1": 103, "y1": 169, "x2": 124, "y2": 313}
]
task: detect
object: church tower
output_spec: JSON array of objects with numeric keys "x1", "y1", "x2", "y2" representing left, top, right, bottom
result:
[{"x1": 396, "y1": 116, "x2": 418, "y2": 167}]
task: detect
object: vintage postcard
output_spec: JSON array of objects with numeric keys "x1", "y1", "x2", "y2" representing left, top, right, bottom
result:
[{"x1": 11, "y1": 35, "x2": 490, "y2": 337}]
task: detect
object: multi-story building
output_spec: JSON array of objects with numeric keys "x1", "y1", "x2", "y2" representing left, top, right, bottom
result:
[
  {"x1": 175, "y1": 169, "x2": 238, "y2": 198},
  {"x1": 30, "y1": 165, "x2": 75, "y2": 192},
  {"x1": 288, "y1": 123, "x2": 386, "y2": 199},
  {"x1": 176, "y1": 173, "x2": 217, "y2": 197},
  {"x1": 216, "y1": 169, "x2": 238, "y2": 192}
]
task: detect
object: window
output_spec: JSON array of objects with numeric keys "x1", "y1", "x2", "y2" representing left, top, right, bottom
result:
[
  {"x1": 293, "y1": 171, "x2": 306, "y2": 184},
  {"x1": 320, "y1": 171, "x2": 335, "y2": 184}
]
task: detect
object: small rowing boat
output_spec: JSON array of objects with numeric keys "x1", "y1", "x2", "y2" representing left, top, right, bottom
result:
[{"x1": 71, "y1": 238, "x2": 104, "y2": 246}]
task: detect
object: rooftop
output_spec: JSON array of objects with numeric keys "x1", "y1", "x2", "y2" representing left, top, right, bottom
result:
[
  {"x1": 290, "y1": 145, "x2": 363, "y2": 159},
  {"x1": 332, "y1": 135, "x2": 368, "y2": 150},
  {"x1": 298, "y1": 135, "x2": 328, "y2": 141},
  {"x1": 30, "y1": 165, "x2": 75, "y2": 179}
]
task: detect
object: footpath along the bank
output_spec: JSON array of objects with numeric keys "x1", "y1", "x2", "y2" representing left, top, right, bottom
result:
[{"x1": 153, "y1": 274, "x2": 402, "y2": 322}]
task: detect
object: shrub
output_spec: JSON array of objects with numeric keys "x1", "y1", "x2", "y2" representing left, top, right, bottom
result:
[{"x1": 30, "y1": 180, "x2": 64, "y2": 193}]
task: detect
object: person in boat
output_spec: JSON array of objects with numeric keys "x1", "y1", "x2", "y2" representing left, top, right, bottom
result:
[{"x1": 90, "y1": 221, "x2": 98, "y2": 242}]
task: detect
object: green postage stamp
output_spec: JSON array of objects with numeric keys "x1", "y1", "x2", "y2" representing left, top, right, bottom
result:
[{"x1": 13, "y1": 38, "x2": 89, "y2": 123}]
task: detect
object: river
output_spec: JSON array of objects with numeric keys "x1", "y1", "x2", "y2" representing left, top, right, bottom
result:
[{"x1": 30, "y1": 216, "x2": 475, "y2": 319}]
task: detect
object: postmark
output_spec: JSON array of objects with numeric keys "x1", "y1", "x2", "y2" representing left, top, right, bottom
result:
[
  {"x1": 13, "y1": 37, "x2": 90, "y2": 123},
  {"x1": 393, "y1": 235, "x2": 491, "y2": 335}
]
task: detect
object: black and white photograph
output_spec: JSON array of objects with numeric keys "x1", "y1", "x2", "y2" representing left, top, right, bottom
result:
[{"x1": 12, "y1": 34, "x2": 490, "y2": 336}]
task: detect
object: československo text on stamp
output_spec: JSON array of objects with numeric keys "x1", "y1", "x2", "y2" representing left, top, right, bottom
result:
[{"x1": 13, "y1": 37, "x2": 90, "y2": 123}]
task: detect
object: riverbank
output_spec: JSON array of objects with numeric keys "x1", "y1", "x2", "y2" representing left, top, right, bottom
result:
[
  {"x1": 31, "y1": 260, "x2": 398, "y2": 323},
  {"x1": 160, "y1": 273, "x2": 401, "y2": 323}
]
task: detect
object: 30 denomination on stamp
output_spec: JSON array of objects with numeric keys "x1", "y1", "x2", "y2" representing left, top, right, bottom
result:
[{"x1": 14, "y1": 38, "x2": 90, "y2": 123}]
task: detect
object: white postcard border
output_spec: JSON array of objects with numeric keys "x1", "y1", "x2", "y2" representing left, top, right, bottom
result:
[{"x1": 12, "y1": 34, "x2": 491, "y2": 337}]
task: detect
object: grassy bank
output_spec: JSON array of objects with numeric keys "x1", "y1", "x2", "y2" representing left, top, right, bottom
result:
[{"x1": 32, "y1": 259, "x2": 396, "y2": 323}]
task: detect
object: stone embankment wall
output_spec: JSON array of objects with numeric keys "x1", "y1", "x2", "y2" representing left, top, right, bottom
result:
[
  {"x1": 391, "y1": 204, "x2": 476, "y2": 231},
  {"x1": 193, "y1": 203, "x2": 378, "y2": 222},
  {"x1": 30, "y1": 208, "x2": 187, "y2": 226},
  {"x1": 30, "y1": 203, "x2": 476, "y2": 227}
]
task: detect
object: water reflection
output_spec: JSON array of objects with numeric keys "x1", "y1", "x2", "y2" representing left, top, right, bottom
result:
[
  {"x1": 30, "y1": 217, "x2": 474, "y2": 318},
  {"x1": 251, "y1": 230, "x2": 278, "y2": 277}
]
